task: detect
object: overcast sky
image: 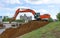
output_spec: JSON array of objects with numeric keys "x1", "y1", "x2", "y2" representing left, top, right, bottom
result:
[{"x1": 0, "y1": 0, "x2": 60, "y2": 19}]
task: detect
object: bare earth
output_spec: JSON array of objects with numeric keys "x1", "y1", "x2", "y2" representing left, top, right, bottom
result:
[{"x1": 0, "y1": 21, "x2": 49, "y2": 38}]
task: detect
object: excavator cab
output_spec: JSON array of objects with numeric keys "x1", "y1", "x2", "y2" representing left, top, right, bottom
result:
[{"x1": 34, "y1": 13, "x2": 41, "y2": 20}]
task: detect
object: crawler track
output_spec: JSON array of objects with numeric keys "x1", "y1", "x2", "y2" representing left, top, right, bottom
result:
[{"x1": 0, "y1": 21, "x2": 49, "y2": 38}]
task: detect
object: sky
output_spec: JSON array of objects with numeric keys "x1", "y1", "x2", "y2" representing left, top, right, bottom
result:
[{"x1": 0, "y1": 0, "x2": 60, "y2": 19}]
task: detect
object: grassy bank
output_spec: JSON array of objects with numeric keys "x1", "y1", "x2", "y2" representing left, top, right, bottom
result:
[{"x1": 18, "y1": 21, "x2": 60, "y2": 38}]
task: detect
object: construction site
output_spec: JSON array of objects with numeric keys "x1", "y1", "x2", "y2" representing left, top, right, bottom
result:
[
  {"x1": 0, "y1": 21, "x2": 49, "y2": 38},
  {"x1": 0, "y1": 0, "x2": 60, "y2": 38},
  {"x1": 0, "y1": 8, "x2": 51, "y2": 38}
]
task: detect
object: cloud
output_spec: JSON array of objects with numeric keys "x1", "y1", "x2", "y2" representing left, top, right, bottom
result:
[
  {"x1": 48, "y1": 5, "x2": 55, "y2": 8},
  {"x1": 0, "y1": 6, "x2": 32, "y2": 19},
  {"x1": 0, "y1": 7, "x2": 13, "y2": 17},
  {"x1": 0, "y1": 3, "x2": 4, "y2": 8},
  {"x1": 37, "y1": 9, "x2": 57, "y2": 19},
  {"x1": 0, "y1": 6, "x2": 58, "y2": 19},
  {"x1": 13, "y1": 6, "x2": 30, "y2": 11},
  {"x1": 25, "y1": 0, "x2": 49, "y2": 4},
  {"x1": 36, "y1": 9, "x2": 50, "y2": 15},
  {"x1": 0, "y1": 6, "x2": 30, "y2": 13},
  {"x1": 1, "y1": 0, "x2": 21, "y2": 4},
  {"x1": 51, "y1": 0, "x2": 60, "y2": 4},
  {"x1": 25, "y1": 0, "x2": 60, "y2": 4}
]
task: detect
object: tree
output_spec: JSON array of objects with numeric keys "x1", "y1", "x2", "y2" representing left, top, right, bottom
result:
[
  {"x1": 49, "y1": 18, "x2": 53, "y2": 22},
  {"x1": 56, "y1": 13, "x2": 60, "y2": 21},
  {"x1": 3, "y1": 16, "x2": 10, "y2": 22},
  {"x1": 14, "y1": 19, "x2": 25, "y2": 22}
]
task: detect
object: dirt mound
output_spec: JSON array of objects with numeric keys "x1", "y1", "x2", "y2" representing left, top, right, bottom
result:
[
  {"x1": 0, "y1": 21, "x2": 49, "y2": 38},
  {"x1": 0, "y1": 24, "x2": 5, "y2": 29}
]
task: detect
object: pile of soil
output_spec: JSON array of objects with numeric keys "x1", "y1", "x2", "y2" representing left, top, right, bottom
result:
[
  {"x1": 0, "y1": 24, "x2": 3, "y2": 27},
  {"x1": 0, "y1": 24, "x2": 4, "y2": 29},
  {"x1": 0, "y1": 21, "x2": 49, "y2": 38}
]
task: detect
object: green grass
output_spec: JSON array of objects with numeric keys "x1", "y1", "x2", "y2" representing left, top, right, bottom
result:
[{"x1": 19, "y1": 21, "x2": 60, "y2": 38}]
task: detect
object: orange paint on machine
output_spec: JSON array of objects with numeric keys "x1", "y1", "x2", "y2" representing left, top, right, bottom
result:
[{"x1": 40, "y1": 14, "x2": 50, "y2": 19}]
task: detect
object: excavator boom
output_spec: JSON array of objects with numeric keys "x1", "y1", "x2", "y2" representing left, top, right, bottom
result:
[{"x1": 9, "y1": 8, "x2": 36, "y2": 23}]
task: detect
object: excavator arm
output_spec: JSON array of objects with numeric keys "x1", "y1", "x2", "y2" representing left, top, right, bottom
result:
[{"x1": 9, "y1": 8, "x2": 36, "y2": 23}]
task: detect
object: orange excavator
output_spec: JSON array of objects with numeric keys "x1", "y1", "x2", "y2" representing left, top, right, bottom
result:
[{"x1": 9, "y1": 8, "x2": 50, "y2": 23}]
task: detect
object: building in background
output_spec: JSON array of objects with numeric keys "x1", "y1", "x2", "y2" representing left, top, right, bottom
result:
[
  {"x1": 20, "y1": 14, "x2": 32, "y2": 23},
  {"x1": 0, "y1": 16, "x2": 3, "y2": 24}
]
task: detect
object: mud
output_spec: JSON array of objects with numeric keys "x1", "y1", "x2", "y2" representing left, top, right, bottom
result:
[{"x1": 0, "y1": 21, "x2": 49, "y2": 38}]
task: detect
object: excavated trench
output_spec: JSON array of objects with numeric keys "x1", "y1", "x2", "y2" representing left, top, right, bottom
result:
[{"x1": 0, "y1": 21, "x2": 49, "y2": 38}]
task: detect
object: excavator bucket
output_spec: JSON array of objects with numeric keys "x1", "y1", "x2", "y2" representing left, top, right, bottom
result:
[{"x1": 9, "y1": 18, "x2": 15, "y2": 23}]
